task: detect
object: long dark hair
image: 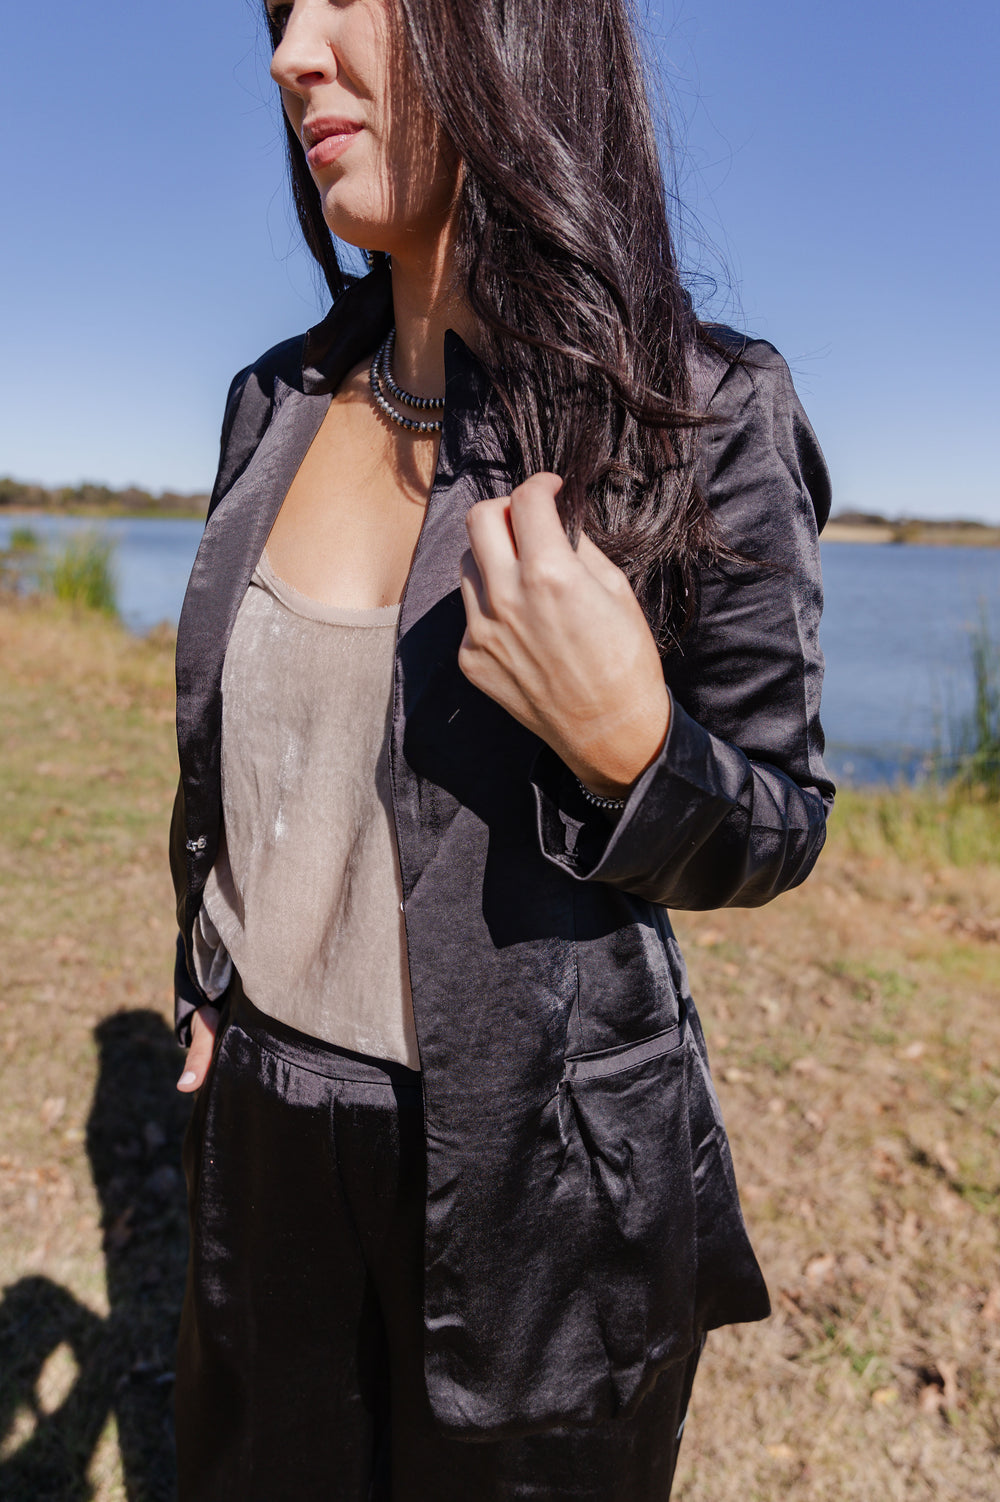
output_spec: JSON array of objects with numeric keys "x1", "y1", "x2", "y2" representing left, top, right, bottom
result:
[{"x1": 266, "y1": 0, "x2": 720, "y2": 642}]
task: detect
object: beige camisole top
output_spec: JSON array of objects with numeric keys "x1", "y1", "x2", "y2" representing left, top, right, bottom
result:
[{"x1": 192, "y1": 548, "x2": 419, "y2": 1070}]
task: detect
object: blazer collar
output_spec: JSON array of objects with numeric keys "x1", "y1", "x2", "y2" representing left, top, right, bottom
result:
[
  {"x1": 301, "y1": 264, "x2": 496, "y2": 443},
  {"x1": 301, "y1": 266, "x2": 393, "y2": 395}
]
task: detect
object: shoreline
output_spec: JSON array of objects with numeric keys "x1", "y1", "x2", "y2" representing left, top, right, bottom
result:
[
  {"x1": 0, "y1": 506, "x2": 204, "y2": 522},
  {"x1": 4, "y1": 510, "x2": 1000, "y2": 547},
  {"x1": 823, "y1": 521, "x2": 1000, "y2": 547}
]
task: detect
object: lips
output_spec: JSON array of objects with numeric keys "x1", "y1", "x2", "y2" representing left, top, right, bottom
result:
[{"x1": 302, "y1": 116, "x2": 364, "y2": 170}]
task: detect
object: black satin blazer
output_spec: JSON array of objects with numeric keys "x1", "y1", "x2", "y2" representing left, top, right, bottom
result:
[{"x1": 170, "y1": 268, "x2": 834, "y2": 1437}]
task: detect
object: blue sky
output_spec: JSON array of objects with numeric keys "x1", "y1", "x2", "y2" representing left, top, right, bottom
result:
[{"x1": 1, "y1": 0, "x2": 997, "y2": 518}]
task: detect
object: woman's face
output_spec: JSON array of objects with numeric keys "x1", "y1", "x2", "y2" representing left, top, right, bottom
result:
[{"x1": 268, "y1": 0, "x2": 459, "y2": 260}]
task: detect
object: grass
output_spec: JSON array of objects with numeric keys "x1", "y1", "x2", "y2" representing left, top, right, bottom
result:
[
  {"x1": 46, "y1": 533, "x2": 118, "y2": 616},
  {"x1": 832, "y1": 784, "x2": 1000, "y2": 870},
  {"x1": 1, "y1": 530, "x2": 119, "y2": 618},
  {"x1": 950, "y1": 610, "x2": 1000, "y2": 797},
  {"x1": 8, "y1": 527, "x2": 40, "y2": 553},
  {"x1": 670, "y1": 781, "x2": 1000, "y2": 1500},
  {"x1": 0, "y1": 592, "x2": 998, "y2": 1499},
  {"x1": 0, "y1": 593, "x2": 179, "y2": 1501}
]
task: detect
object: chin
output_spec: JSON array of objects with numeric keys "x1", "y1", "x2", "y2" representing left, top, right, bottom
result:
[{"x1": 319, "y1": 192, "x2": 388, "y2": 253}]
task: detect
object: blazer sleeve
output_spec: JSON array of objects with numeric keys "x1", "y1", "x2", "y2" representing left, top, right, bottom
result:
[
  {"x1": 171, "y1": 777, "x2": 206, "y2": 1045},
  {"x1": 529, "y1": 337, "x2": 835, "y2": 909}
]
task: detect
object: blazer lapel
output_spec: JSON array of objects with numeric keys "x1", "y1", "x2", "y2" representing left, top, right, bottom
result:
[
  {"x1": 175, "y1": 378, "x2": 332, "y2": 887},
  {"x1": 390, "y1": 331, "x2": 524, "y2": 896},
  {"x1": 397, "y1": 329, "x2": 502, "y2": 639}
]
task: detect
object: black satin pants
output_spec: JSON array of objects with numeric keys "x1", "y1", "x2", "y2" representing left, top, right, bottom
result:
[{"x1": 175, "y1": 989, "x2": 702, "y2": 1501}]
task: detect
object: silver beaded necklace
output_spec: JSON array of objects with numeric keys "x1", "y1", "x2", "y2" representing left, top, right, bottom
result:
[{"x1": 368, "y1": 328, "x2": 445, "y2": 434}]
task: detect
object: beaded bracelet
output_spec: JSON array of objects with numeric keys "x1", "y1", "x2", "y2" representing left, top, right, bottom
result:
[{"x1": 575, "y1": 776, "x2": 627, "y2": 811}]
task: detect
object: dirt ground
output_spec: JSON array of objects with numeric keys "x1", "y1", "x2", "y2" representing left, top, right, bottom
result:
[{"x1": 1, "y1": 594, "x2": 997, "y2": 1500}]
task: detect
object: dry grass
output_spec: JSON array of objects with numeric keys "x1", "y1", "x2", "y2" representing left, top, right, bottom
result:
[
  {"x1": 0, "y1": 593, "x2": 998, "y2": 1499},
  {"x1": 673, "y1": 795, "x2": 1000, "y2": 1500},
  {"x1": 0, "y1": 595, "x2": 182, "y2": 1501}
]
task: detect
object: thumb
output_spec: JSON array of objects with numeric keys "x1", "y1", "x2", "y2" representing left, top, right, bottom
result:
[{"x1": 176, "y1": 1005, "x2": 221, "y2": 1092}]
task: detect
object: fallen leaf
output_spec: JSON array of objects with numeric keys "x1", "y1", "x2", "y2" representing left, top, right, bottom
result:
[
  {"x1": 870, "y1": 1146, "x2": 904, "y2": 1184},
  {"x1": 898, "y1": 1041, "x2": 926, "y2": 1061},
  {"x1": 938, "y1": 1360, "x2": 960, "y2": 1408},
  {"x1": 803, "y1": 1109, "x2": 825, "y2": 1132},
  {"x1": 805, "y1": 1253, "x2": 836, "y2": 1284},
  {"x1": 765, "y1": 1443, "x2": 796, "y2": 1462},
  {"x1": 792, "y1": 1056, "x2": 818, "y2": 1075},
  {"x1": 918, "y1": 1384, "x2": 944, "y2": 1416},
  {"x1": 918, "y1": 1361, "x2": 960, "y2": 1415},
  {"x1": 40, "y1": 1097, "x2": 66, "y2": 1130},
  {"x1": 933, "y1": 1140, "x2": 960, "y2": 1179},
  {"x1": 930, "y1": 1184, "x2": 964, "y2": 1220},
  {"x1": 695, "y1": 929, "x2": 723, "y2": 948},
  {"x1": 872, "y1": 1387, "x2": 898, "y2": 1406},
  {"x1": 722, "y1": 1066, "x2": 753, "y2": 1085}
]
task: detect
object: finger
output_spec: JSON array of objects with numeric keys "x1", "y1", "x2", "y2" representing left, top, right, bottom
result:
[
  {"x1": 507, "y1": 473, "x2": 572, "y2": 562},
  {"x1": 176, "y1": 1005, "x2": 220, "y2": 1092},
  {"x1": 575, "y1": 531, "x2": 634, "y2": 594},
  {"x1": 459, "y1": 547, "x2": 488, "y2": 628},
  {"x1": 464, "y1": 498, "x2": 519, "y2": 615}
]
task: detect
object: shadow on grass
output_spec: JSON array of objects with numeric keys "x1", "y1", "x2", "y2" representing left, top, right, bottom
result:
[{"x1": 0, "y1": 1010, "x2": 191, "y2": 1500}]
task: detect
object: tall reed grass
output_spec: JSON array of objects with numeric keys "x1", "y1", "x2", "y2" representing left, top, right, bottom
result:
[
  {"x1": 949, "y1": 608, "x2": 1000, "y2": 798},
  {"x1": 7, "y1": 525, "x2": 40, "y2": 552},
  {"x1": 47, "y1": 531, "x2": 118, "y2": 616}
]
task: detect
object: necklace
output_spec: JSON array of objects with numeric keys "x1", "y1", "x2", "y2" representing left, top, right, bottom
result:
[{"x1": 368, "y1": 329, "x2": 445, "y2": 434}]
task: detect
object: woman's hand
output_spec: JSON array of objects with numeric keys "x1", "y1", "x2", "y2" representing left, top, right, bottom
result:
[
  {"x1": 176, "y1": 1004, "x2": 221, "y2": 1092},
  {"x1": 459, "y1": 472, "x2": 671, "y2": 799}
]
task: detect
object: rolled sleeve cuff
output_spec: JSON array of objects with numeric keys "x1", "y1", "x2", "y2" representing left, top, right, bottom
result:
[{"x1": 529, "y1": 696, "x2": 744, "y2": 893}]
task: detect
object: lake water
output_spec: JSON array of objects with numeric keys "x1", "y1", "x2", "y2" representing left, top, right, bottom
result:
[{"x1": 3, "y1": 514, "x2": 999, "y2": 786}]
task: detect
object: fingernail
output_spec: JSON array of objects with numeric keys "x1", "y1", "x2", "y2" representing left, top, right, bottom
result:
[{"x1": 178, "y1": 1071, "x2": 197, "y2": 1088}]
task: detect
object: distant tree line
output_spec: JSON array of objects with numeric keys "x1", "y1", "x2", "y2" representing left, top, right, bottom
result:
[
  {"x1": 0, "y1": 476, "x2": 208, "y2": 517},
  {"x1": 830, "y1": 509, "x2": 991, "y2": 533}
]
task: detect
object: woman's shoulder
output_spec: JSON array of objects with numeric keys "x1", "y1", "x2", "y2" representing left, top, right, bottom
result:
[
  {"x1": 689, "y1": 322, "x2": 801, "y2": 416},
  {"x1": 205, "y1": 332, "x2": 312, "y2": 516},
  {"x1": 690, "y1": 322, "x2": 832, "y2": 533},
  {"x1": 226, "y1": 330, "x2": 313, "y2": 410},
  {"x1": 220, "y1": 272, "x2": 373, "y2": 427}
]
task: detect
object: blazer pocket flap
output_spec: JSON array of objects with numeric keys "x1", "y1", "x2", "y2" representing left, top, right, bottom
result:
[{"x1": 563, "y1": 1024, "x2": 682, "y2": 1082}]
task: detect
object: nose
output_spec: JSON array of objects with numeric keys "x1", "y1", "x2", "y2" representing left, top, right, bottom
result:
[{"x1": 269, "y1": 3, "x2": 337, "y2": 95}]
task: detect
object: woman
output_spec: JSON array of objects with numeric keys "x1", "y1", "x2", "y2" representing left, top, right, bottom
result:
[{"x1": 170, "y1": 0, "x2": 834, "y2": 1496}]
